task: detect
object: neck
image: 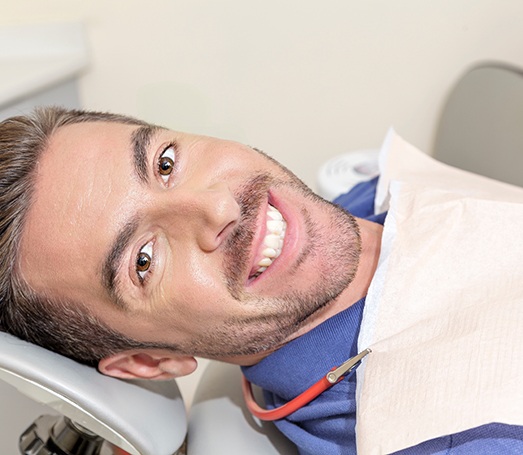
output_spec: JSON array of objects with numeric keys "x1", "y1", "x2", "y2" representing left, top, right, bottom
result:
[{"x1": 231, "y1": 217, "x2": 383, "y2": 366}]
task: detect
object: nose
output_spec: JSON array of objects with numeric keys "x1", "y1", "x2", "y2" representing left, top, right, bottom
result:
[{"x1": 157, "y1": 182, "x2": 241, "y2": 251}]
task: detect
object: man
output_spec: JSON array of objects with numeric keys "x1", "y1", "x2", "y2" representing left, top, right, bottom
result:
[{"x1": 0, "y1": 107, "x2": 521, "y2": 454}]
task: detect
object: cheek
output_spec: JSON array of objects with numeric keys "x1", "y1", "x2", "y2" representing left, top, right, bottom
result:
[
  {"x1": 185, "y1": 249, "x2": 218, "y2": 289},
  {"x1": 165, "y1": 250, "x2": 229, "y2": 316}
]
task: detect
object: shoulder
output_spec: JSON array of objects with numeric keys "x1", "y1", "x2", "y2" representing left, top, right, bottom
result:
[{"x1": 394, "y1": 423, "x2": 523, "y2": 454}]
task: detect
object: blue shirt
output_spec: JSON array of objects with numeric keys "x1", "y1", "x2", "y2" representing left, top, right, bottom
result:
[{"x1": 242, "y1": 177, "x2": 523, "y2": 454}]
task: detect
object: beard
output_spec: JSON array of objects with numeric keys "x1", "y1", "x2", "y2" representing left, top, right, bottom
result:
[{"x1": 184, "y1": 160, "x2": 362, "y2": 359}]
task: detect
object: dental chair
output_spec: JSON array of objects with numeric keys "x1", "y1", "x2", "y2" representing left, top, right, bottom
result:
[
  {"x1": 0, "y1": 331, "x2": 186, "y2": 455},
  {"x1": 433, "y1": 62, "x2": 523, "y2": 187}
]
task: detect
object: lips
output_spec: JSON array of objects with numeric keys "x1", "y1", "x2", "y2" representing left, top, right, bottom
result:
[{"x1": 249, "y1": 203, "x2": 287, "y2": 279}]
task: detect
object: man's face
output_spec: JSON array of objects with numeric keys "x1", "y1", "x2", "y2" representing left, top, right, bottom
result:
[{"x1": 19, "y1": 121, "x2": 360, "y2": 361}]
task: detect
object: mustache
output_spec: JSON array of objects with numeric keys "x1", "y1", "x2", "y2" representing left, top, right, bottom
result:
[{"x1": 223, "y1": 173, "x2": 273, "y2": 299}]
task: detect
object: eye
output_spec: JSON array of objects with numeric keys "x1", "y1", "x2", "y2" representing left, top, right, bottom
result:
[
  {"x1": 136, "y1": 241, "x2": 154, "y2": 282},
  {"x1": 158, "y1": 143, "x2": 176, "y2": 183}
]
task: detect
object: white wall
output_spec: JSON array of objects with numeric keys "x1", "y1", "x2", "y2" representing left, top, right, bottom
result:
[{"x1": 2, "y1": 0, "x2": 523, "y2": 188}]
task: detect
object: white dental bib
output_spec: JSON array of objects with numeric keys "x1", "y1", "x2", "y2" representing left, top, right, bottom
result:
[{"x1": 356, "y1": 131, "x2": 523, "y2": 454}]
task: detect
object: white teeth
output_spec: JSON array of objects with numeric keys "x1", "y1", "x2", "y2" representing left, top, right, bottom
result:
[
  {"x1": 262, "y1": 247, "x2": 277, "y2": 258},
  {"x1": 258, "y1": 257, "x2": 273, "y2": 267},
  {"x1": 264, "y1": 234, "x2": 281, "y2": 250},
  {"x1": 253, "y1": 204, "x2": 287, "y2": 277},
  {"x1": 266, "y1": 220, "x2": 283, "y2": 234},
  {"x1": 267, "y1": 207, "x2": 283, "y2": 220}
]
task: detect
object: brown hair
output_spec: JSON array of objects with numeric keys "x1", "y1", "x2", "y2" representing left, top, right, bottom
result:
[{"x1": 0, "y1": 107, "x2": 177, "y2": 365}]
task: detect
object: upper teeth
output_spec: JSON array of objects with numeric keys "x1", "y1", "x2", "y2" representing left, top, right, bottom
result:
[{"x1": 254, "y1": 204, "x2": 286, "y2": 276}]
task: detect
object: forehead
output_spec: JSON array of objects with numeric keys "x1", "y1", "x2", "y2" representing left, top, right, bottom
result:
[{"x1": 18, "y1": 121, "x2": 144, "y2": 304}]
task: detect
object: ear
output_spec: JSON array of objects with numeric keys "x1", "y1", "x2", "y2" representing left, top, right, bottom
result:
[{"x1": 98, "y1": 350, "x2": 197, "y2": 380}]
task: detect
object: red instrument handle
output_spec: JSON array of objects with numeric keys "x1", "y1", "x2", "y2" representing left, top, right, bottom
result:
[{"x1": 242, "y1": 371, "x2": 337, "y2": 421}]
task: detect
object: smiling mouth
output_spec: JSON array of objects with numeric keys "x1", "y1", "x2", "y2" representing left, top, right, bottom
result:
[{"x1": 250, "y1": 204, "x2": 287, "y2": 279}]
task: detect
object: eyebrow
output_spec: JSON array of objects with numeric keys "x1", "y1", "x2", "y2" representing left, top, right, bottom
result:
[
  {"x1": 131, "y1": 125, "x2": 160, "y2": 184},
  {"x1": 100, "y1": 125, "x2": 160, "y2": 308},
  {"x1": 101, "y1": 217, "x2": 140, "y2": 309}
]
